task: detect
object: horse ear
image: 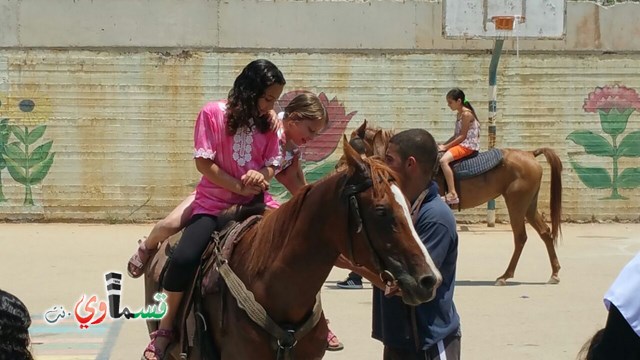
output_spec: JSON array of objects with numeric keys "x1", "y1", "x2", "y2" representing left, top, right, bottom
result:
[
  {"x1": 355, "y1": 119, "x2": 367, "y2": 139},
  {"x1": 372, "y1": 130, "x2": 387, "y2": 158},
  {"x1": 362, "y1": 141, "x2": 373, "y2": 158},
  {"x1": 343, "y1": 135, "x2": 367, "y2": 174}
]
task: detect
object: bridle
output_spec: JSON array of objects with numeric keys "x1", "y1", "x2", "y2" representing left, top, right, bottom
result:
[{"x1": 342, "y1": 170, "x2": 396, "y2": 284}]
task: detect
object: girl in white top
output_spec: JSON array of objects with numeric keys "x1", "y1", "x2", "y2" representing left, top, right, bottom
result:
[{"x1": 438, "y1": 88, "x2": 480, "y2": 205}]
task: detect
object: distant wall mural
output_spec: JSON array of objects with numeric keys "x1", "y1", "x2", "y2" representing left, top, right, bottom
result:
[
  {"x1": 567, "y1": 84, "x2": 640, "y2": 200},
  {"x1": 0, "y1": 89, "x2": 55, "y2": 205},
  {"x1": 0, "y1": 51, "x2": 638, "y2": 221}
]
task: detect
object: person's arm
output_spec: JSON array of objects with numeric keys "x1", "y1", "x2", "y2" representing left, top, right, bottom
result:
[
  {"x1": 240, "y1": 166, "x2": 275, "y2": 191},
  {"x1": 258, "y1": 166, "x2": 276, "y2": 182},
  {"x1": 275, "y1": 155, "x2": 307, "y2": 195},
  {"x1": 441, "y1": 112, "x2": 473, "y2": 150},
  {"x1": 196, "y1": 158, "x2": 259, "y2": 195},
  {"x1": 334, "y1": 255, "x2": 386, "y2": 290}
]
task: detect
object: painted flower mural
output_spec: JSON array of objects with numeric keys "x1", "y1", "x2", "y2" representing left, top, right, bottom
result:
[
  {"x1": 0, "y1": 90, "x2": 56, "y2": 205},
  {"x1": 567, "y1": 84, "x2": 640, "y2": 199},
  {"x1": 271, "y1": 90, "x2": 358, "y2": 200}
]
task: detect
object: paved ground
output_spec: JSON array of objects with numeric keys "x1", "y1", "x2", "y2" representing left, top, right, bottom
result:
[{"x1": 1, "y1": 222, "x2": 638, "y2": 360}]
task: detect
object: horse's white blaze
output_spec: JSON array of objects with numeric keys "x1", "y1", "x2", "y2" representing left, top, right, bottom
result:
[{"x1": 390, "y1": 184, "x2": 443, "y2": 286}]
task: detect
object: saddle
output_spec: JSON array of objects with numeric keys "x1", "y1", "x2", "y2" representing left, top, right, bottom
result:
[
  {"x1": 451, "y1": 148, "x2": 503, "y2": 180},
  {"x1": 439, "y1": 148, "x2": 504, "y2": 208},
  {"x1": 151, "y1": 216, "x2": 262, "y2": 360}
]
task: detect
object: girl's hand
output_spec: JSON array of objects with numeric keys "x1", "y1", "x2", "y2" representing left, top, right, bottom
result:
[
  {"x1": 241, "y1": 170, "x2": 266, "y2": 188},
  {"x1": 438, "y1": 144, "x2": 447, "y2": 152},
  {"x1": 238, "y1": 183, "x2": 263, "y2": 197}
]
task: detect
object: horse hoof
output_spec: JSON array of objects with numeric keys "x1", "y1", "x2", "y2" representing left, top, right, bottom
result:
[
  {"x1": 547, "y1": 276, "x2": 560, "y2": 285},
  {"x1": 494, "y1": 278, "x2": 507, "y2": 286}
]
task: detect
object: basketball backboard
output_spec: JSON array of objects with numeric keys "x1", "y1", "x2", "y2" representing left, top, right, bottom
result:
[{"x1": 443, "y1": 0, "x2": 567, "y2": 39}]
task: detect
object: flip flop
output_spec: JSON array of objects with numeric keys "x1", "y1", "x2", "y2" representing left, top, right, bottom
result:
[
  {"x1": 327, "y1": 329, "x2": 344, "y2": 351},
  {"x1": 442, "y1": 194, "x2": 459, "y2": 205}
]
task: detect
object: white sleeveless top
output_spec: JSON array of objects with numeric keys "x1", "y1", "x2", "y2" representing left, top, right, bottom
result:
[
  {"x1": 604, "y1": 251, "x2": 640, "y2": 336},
  {"x1": 454, "y1": 110, "x2": 480, "y2": 151}
]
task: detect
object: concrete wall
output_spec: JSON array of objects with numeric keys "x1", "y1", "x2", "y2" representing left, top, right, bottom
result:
[
  {"x1": 1, "y1": 1, "x2": 640, "y2": 52},
  {"x1": 0, "y1": 1, "x2": 639, "y2": 222},
  {"x1": 1, "y1": 50, "x2": 639, "y2": 222}
]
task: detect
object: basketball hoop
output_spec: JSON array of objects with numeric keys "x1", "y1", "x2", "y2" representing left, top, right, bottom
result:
[{"x1": 491, "y1": 15, "x2": 526, "y2": 56}]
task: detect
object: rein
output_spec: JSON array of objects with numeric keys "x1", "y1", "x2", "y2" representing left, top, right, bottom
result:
[
  {"x1": 215, "y1": 257, "x2": 323, "y2": 360},
  {"x1": 213, "y1": 190, "x2": 323, "y2": 360},
  {"x1": 343, "y1": 176, "x2": 396, "y2": 284}
]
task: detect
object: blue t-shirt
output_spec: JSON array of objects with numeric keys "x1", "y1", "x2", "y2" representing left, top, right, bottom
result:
[{"x1": 372, "y1": 181, "x2": 460, "y2": 351}]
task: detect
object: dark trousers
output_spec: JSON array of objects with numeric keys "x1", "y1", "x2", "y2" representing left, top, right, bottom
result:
[
  {"x1": 589, "y1": 304, "x2": 640, "y2": 360},
  {"x1": 383, "y1": 331, "x2": 461, "y2": 360},
  {"x1": 163, "y1": 214, "x2": 218, "y2": 292}
]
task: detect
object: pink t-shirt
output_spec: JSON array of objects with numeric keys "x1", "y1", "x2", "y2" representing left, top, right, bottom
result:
[{"x1": 192, "y1": 101, "x2": 282, "y2": 216}]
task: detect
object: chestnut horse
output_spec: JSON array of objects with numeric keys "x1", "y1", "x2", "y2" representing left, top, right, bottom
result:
[
  {"x1": 144, "y1": 138, "x2": 442, "y2": 359},
  {"x1": 348, "y1": 121, "x2": 563, "y2": 286}
]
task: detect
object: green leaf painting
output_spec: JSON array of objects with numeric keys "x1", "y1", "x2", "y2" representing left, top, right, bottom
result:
[
  {"x1": 2, "y1": 125, "x2": 55, "y2": 205},
  {"x1": 0, "y1": 119, "x2": 10, "y2": 202},
  {"x1": 572, "y1": 84, "x2": 640, "y2": 199},
  {"x1": 617, "y1": 131, "x2": 640, "y2": 157},
  {"x1": 566, "y1": 131, "x2": 615, "y2": 157}
]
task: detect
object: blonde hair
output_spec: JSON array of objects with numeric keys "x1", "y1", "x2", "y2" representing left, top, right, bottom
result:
[{"x1": 284, "y1": 92, "x2": 328, "y2": 127}]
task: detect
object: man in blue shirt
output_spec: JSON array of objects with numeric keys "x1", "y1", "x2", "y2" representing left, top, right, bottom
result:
[{"x1": 374, "y1": 128, "x2": 461, "y2": 360}]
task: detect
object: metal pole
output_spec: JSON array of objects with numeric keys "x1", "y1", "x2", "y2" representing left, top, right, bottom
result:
[{"x1": 487, "y1": 39, "x2": 504, "y2": 227}]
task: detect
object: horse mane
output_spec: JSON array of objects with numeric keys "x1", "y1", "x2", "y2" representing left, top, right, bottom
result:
[
  {"x1": 242, "y1": 179, "x2": 331, "y2": 277},
  {"x1": 363, "y1": 156, "x2": 398, "y2": 199},
  {"x1": 363, "y1": 126, "x2": 394, "y2": 144},
  {"x1": 241, "y1": 156, "x2": 397, "y2": 277}
]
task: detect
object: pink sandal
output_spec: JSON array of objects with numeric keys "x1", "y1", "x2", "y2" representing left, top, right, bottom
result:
[
  {"x1": 326, "y1": 319, "x2": 344, "y2": 351},
  {"x1": 141, "y1": 328, "x2": 173, "y2": 360},
  {"x1": 442, "y1": 194, "x2": 460, "y2": 205},
  {"x1": 127, "y1": 237, "x2": 152, "y2": 279}
]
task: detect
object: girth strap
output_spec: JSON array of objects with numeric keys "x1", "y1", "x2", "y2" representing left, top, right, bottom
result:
[{"x1": 217, "y1": 262, "x2": 323, "y2": 360}]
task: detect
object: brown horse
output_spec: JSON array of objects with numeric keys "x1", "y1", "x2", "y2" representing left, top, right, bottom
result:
[
  {"x1": 348, "y1": 121, "x2": 563, "y2": 286},
  {"x1": 144, "y1": 138, "x2": 442, "y2": 359}
]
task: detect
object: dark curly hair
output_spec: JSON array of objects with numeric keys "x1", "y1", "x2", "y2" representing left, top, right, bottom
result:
[
  {"x1": 226, "y1": 59, "x2": 286, "y2": 135},
  {"x1": 446, "y1": 87, "x2": 479, "y2": 123},
  {"x1": 0, "y1": 289, "x2": 34, "y2": 360}
]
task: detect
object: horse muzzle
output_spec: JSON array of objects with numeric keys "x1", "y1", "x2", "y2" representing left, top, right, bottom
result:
[{"x1": 396, "y1": 271, "x2": 441, "y2": 306}]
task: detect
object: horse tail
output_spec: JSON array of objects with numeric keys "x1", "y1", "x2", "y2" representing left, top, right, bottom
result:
[{"x1": 533, "y1": 148, "x2": 563, "y2": 245}]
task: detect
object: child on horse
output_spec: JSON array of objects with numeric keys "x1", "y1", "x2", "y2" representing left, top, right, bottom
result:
[
  {"x1": 140, "y1": 59, "x2": 286, "y2": 360},
  {"x1": 438, "y1": 88, "x2": 480, "y2": 205},
  {"x1": 127, "y1": 92, "x2": 328, "y2": 279}
]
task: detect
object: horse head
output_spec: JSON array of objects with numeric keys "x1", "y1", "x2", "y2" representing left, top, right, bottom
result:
[{"x1": 339, "y1": 136, "x2": 442, "y2": 305}]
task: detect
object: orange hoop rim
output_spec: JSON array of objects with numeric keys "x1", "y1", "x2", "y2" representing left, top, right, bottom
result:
[{"x1": 491, "y1": 15, "x2": 526, "y2": 31}]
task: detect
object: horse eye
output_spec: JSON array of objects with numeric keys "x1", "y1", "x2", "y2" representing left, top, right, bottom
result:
[{"x1": 375, "y1": 206, "x2": 388, "y2": 217}]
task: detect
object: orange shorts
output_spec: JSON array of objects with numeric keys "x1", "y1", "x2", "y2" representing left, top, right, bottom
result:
[{"x1": 448, "y1": 145, "x2": 475, "y2": 160}]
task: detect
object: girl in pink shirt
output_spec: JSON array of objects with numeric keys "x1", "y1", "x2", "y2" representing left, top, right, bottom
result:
[
  {"x1": 128, "y1": 92, "x2": 329, "y2": 278},
  {"x1": 141, "y1": 59, "x2": 285, "y2": 360}
]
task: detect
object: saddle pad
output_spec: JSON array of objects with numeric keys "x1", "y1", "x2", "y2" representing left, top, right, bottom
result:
[
  {"x1": 453, "y1": 148, "x2": 503, "y2": 179},
  {"x1": 202, "y1": 215, "x2": 262, "y2": 295}
]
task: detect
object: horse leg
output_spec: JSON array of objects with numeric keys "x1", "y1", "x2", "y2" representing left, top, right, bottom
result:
[
  {"x1": 495, "y1": 194, "x2": 529, "y2": 286},
  {"x1": 525, "y1": 199, "x2": 561, "y2": 284}
]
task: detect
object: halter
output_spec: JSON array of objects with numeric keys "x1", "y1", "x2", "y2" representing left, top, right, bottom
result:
[{"x1": 343, "y1": 174, "x2": 396, "y2": 284}]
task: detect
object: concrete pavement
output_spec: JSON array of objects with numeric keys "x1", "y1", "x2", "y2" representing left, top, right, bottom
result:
[{"x1": 1, "y1": 222, "x2": 638, "y2": 360}]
